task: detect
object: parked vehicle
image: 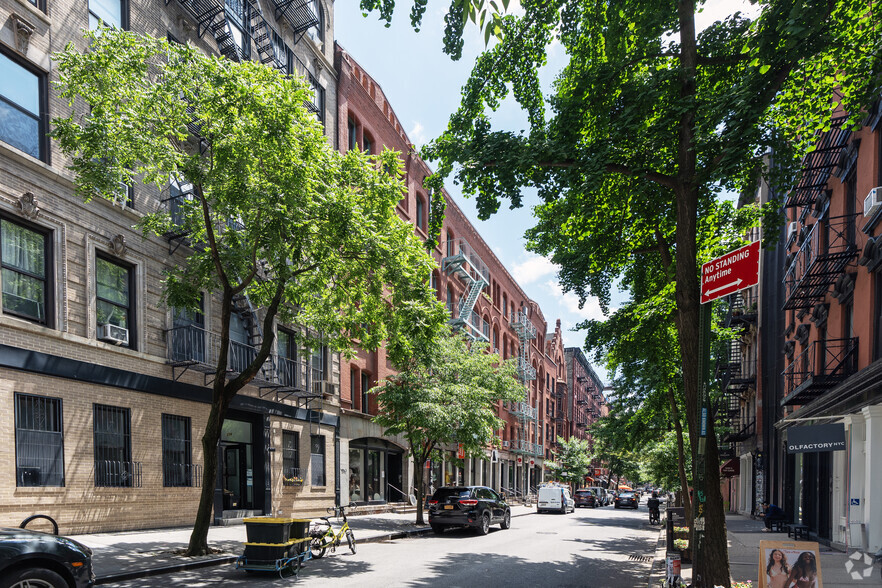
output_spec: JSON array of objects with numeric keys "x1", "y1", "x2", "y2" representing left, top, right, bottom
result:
[
  {"x1": 537, "y1": 486, "x2": 574, "y2": 514},
  {"x1": 428, "y1": 486, "x2": 511, "y2": 535},
  {"x1": 574, "y1": 488, "x2": 597, "y2": 508},
  {"x1": 0, "y1": 515, "x2": 94, "y2": 588},
  {"x1": 587, "y1": 486, "x2": 610, "y2": 506},
  {"x1": 615, "y1": 491, "x2": 639, "y2": 509}
]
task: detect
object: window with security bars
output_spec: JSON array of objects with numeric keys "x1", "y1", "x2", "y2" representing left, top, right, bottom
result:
[
  {"x1": 162, "y1": 414, "x2": 195, "y2": 487},
  {"x1": 282, "y1": 431, "x2": 301, "y2": 486},
  {"x1": 15, "y1": 393, "x2": 64, "y2": 487},
  {"x1": 94, "y1": 404, "x2": 139, "y2": 487},
  {"x1": 310, "y1": 435, "x2": 325, "y2": 486}
]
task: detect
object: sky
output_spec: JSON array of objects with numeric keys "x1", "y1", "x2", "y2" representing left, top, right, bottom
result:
[{"x1": 334, "y1": 1, "x2": 760, "y2": 384}]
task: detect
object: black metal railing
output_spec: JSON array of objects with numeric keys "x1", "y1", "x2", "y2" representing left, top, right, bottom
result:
[
  {"x1": 95, "y1": 460, "x2": 142, "y2": 488},
  {"x1": 783, "y1": 215, "x2": 859, "y2": 310},
  {"x1": 782, "y1": 337, "x2": 858, "y2": 405},
  {"x1": 163, "y1": 463, "x2": 202, "y2": 487},
  {"x1": 724, "y1": 419, "x2": 755, "y2": 443}
]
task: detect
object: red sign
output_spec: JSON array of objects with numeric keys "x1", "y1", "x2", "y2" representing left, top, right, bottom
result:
[
  {"x1": 529, "y1": 459, "x2": 535, "y2": 466},
  {"x1": 457, "y1": 444, "x2": 465, "y2": 459},
  {"x1": 700, "y1": 241, "x2": 760, "y2": 304},
  {"x1": 517, "y1": 456, "x2": 523, "y2": 464}
]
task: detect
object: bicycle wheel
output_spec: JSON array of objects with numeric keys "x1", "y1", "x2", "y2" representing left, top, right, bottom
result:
[
  {"x1": 346, "y1": 529, "x2": 357, "y2": 555},
  {"x1": 310, "y1": 536, "x2": 328, "y2": 559}
]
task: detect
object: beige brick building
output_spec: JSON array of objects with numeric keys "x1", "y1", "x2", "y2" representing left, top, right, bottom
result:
[{"x1": 0, "y1": 0, "x2": 340, "y2": 532}]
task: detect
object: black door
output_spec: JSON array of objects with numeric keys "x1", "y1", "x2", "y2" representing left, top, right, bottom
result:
[
  {"x1": 222, "y1": 443, "x2": 250, "y2": 510},
  {"x1": 818, "y1": 452, "x2": 832, "y2": 540},
  {"x1": 387, "y1": 453, "x2": 403, "y2": 502}
]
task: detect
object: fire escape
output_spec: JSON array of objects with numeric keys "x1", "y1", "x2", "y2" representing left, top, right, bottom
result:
[
  {"x1": 441, "y1": 238, "x2": 489, "y2": 342},
  {"x1": 508, "y1": 310, "x2": 540, "y2": 457},
  {"x1": 780, "y1": 115, "x2": 860, "y2": 407}
]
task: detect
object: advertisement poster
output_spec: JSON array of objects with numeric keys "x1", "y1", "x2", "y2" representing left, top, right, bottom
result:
[{"x1": 758, "y1": 540, "x2": 823, "y2": 588}]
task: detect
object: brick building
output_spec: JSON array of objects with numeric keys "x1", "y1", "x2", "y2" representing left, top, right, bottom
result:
[
  {"x1": 755, "y1": 103, "x2": 882, "y2": 552},
  {"x1": 0, "y1": 0, "x2": 342, "y2": 532},
  {"x1": 564, "y1": 347, "x2": 606, "y2": 485},
  {"x1": 335, "y1": 44, "x2": 583, "y2": 502}
]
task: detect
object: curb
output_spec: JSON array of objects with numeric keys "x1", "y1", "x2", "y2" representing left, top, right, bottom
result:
[
  {"x1": 95, "y1": 511, "x2": 535, "y2": 584},
  {"x1": 646, "y1": 520, "x2": 668, "y2": 588}
]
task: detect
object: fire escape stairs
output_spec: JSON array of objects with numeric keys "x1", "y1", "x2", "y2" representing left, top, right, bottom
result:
[{"x1": 441, "y1": 240, "x2": 489, "y2": 342}]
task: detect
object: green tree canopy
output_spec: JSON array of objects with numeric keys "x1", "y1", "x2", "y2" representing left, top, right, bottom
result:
[
  {"x1": 371, "y1": 328, "x2": 523, "y2": 524},
  {"x1": 52, "y1": 29, "x2": 449, "y2": 553},
  {"x1": 545, "y1": 436, "x2": 591, "y2": 488}
]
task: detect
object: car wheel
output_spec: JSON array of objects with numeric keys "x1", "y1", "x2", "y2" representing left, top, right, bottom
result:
[
  {"x1": 500, "y1": 510, "x2": 511, "y2": 530},
  {"x1": 430, "y1": 524, "x2": 445, "y2": 534},
  {"x1": 1, "y1": 567, "x2": 67, "y2": 588},
  {"x1": 476, "y1": 513, "x2": 491, "y2": 535}
]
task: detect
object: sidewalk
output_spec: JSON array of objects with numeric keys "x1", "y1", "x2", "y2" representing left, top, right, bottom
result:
[
  {"x1": 647, "y1": 512, "x2": 882, "y2": 588},
  {"x1": 71, "y1": 505, "x2": 536, "y2": 584}
]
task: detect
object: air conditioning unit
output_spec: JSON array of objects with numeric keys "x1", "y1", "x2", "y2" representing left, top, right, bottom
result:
[
  {"x1": 786, "y1": 222, "x2": 798, "y2": 245},
  {"x1": 98, "y1": 323, "x2": 129, "y2": 345},
  {"x1": 312, "y1": 380, "x2": 337, "y2": 397},
  {"x1": 502, "y1": 440, "x2": 510, "y2": 449},
  {"x1": 864, "y1": 187, "x2": 882, "y2": 217}
]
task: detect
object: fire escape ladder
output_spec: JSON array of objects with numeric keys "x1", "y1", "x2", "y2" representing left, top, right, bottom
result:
[
  {"x1": 271, "y1": 0, "x2": 318, "y2": 36},
  {"x1": 209, "y1": 18, "x2": 243, "y2": 62},
  {"x1": 231, "y1": 293, "x2": 263, "y2": 347},
  {"x1": 168, "y1": 0, "x2": 225, "y2": 40},
  {"x1": 442, "y1": 239, "x2": 489, "y2": 342},
  {"x1": 244, "y1": 0, "x2": 287, "y2": 71}
]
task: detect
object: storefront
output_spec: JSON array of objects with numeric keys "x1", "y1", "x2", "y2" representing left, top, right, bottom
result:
[{"x1": 348, "y1": 437, "x2": 404, "y2": 504}]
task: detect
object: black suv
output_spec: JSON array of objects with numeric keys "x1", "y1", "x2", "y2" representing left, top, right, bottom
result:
[{"x1": 428, "y1": 486, "x2": 512, "y2": 535}]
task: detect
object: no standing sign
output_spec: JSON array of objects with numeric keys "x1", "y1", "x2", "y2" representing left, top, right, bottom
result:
[{"x1": 700, "y1": 241, "x2": 760, "y2": 304}]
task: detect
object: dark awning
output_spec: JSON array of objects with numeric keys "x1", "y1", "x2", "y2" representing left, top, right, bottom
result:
[{"x1": 720, "y1": 458, "x2": 740, "y2": 477}]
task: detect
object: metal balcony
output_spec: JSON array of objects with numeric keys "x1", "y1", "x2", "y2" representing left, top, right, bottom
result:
[
  {"x1": 782, "y1": 215, "x2": 859, "y2": 310},
  {"x1": 784, "y1": 115, "x2": 852, "y2": 208},
  {"x1": 782, "y1": 337, "x2": 858, "y2": 406},
  {"x1": 508, "y1": 401, "x2": 538, "y2": 421},
  {"x1": 510, "y1": 310, "x2": 537, "y2": 340},
  {"x1": 724, "y1": 419, "x2": 755, "y2": 443},
  {"x1": 270, "y1": 0, "x2": 318, "y2": 35}
]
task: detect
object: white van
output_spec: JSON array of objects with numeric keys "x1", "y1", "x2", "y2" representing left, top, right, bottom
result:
[{"x1": 537, "y1": 486, "x2": 574, "y2": 514}]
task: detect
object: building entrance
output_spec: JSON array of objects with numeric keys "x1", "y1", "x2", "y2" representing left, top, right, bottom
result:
[{"x1": 219, "y1": 418, "x2": 257, "y2": 513}]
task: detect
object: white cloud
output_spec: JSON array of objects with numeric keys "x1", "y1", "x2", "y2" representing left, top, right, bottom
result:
[
  {"x1": 695, "y1": 0, "x2": 761, "y2": 31},
  {"x1": 511, "y1": 253, "x2": 556, "y2": 285},
  {"x1": 409, "y1": 121, "x2": 427, "y2": 147}
]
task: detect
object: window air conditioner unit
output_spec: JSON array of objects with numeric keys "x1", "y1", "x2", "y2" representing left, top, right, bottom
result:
[
  {"x1": 312, "y1": 380, "x2": 336, "y2": 397},
  {"x1": 502, "y1": 440, "x2": 510, "y2": 449},
  {"x1": 864, "y1": 187, "x2": 882, "y2": 217},
  {"x1": 98, "y1": 323, "x2": 129, "y2": 345},
  {"x1": 786, "y1": 222, "x2": 798, "y2": 244}
]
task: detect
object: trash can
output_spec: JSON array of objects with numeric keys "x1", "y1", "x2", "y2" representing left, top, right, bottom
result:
[
  {"x1": 289, "y1": 519, "x2": 312, "y2": 555},
  {"x1": 243, "y1": 517, "x2": 294, "y2": 544}
]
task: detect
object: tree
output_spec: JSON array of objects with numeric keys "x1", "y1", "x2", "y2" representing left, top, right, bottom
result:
[
  {"x1": 52, "y1": 29, "x2": 449, "y2": 555},
  {"x1": 371, "y1": 328, "x2": 523, "y2": 524},
  {"x1": 545, "y1": 436, "x2": 590, "y2": 489},
  {"x1": 361, "y1": 2, "x2": 881, "y2": 585}
]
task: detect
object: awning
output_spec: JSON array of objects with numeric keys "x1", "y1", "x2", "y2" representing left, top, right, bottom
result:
[{"x1": 720, "y1": 458, "x2": 740, "y2": 477}]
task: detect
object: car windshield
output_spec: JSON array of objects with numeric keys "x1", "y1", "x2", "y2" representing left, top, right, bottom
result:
[
  {"x1": 575, "y1": 491, "x2": 593, "y2": 497},
  {"x1": 620, "y1": 492, "x2": 635, "y2": 498},
  {"x1": 432, "y1": 487, "x2": 471, "y2": 502}
]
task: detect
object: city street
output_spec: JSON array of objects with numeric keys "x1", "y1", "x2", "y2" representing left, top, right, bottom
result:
[{"x1": 106, "y1": 503, "x2": 659, "y2": 587}]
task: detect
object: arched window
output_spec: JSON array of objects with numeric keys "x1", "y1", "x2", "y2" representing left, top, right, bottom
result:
[{"x1": 347, "y1": 117, "x2": 357, "y2": 151}]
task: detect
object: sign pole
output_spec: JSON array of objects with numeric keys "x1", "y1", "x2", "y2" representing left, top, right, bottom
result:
[{"x1": 693, "y1": 301, "x2": 712, "y2": 587}]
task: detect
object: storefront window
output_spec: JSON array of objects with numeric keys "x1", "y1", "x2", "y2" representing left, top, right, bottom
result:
[
  {"x1": 367, "y1": 450, "x2": 383, "y2": 501},
  {"x1": 349, "y1": 448, "x2": 363, "y2": 502}
]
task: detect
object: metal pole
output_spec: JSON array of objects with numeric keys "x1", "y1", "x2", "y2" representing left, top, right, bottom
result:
[{"x1": 693, "y1": 302, "x2": 712, "y2": 587}]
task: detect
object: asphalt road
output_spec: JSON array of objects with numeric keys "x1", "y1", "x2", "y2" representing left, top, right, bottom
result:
[{"x1": 107, "y1": 501, "x2": 660, "y2": 587}]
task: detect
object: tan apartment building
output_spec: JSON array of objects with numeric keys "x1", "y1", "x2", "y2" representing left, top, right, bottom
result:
[{"x1": 0, "y1": 0, "x2": 343, "y2": 532}]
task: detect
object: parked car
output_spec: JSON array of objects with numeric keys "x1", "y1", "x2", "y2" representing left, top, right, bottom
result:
[
  {"x1": 587, "y1": 486, "x2": 610, "y2": 506},
  {"x1": 428, "y1": 486, "x2": 511, "y2": 535},
  {"x1": 574, "y1": 488, "x2": 597, "y2": 508},
  {"x1": 0, "y1": 516, "x2": 94, "y2": 588},
  {"x1": 537, "y1": 486, "x2": 574, "y2": 514},
  {"x1": 614, "y1": 491, "x2": 639, "y2": 509}
]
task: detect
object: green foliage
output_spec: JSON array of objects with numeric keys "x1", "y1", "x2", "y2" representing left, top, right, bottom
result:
[
  {"x1": 545, "y1": 436, "x2": 591, "y2": 487},
  {"x1": 640, "y1": 430, "x2": 689, "y2": 492},
  {"x1": 372, "y1": 328, "x2": 523, "y2": 461},
  {"x1": 52, "y1": 29, "x2": 449, "y2": 366}
]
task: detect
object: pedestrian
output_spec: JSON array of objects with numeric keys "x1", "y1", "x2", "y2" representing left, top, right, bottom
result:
[{"x1": 762, "y1": 501, "x2": 786, "y2": 530}]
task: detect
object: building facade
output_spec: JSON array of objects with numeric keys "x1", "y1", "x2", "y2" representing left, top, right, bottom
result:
[
  {"x1": 563, "y1": 347, "x2": 606, "y2": 485},
  {"x1": 0, "y1": 0, "x2": 344, "y2": 532}
]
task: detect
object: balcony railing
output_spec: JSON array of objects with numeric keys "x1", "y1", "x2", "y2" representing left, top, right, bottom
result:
[
  {"x1": 166, "y1": 324, "x2": 322, "y2": 397},
  {"x1": 508, "y1": 401, "x2": 538, "y2": 421},
  {"x1": 509, "y1": 439, "x2": 542, "y2": 456},
  {"x1": 782, "y1": 337, "x2": 858, "y2": 406},
  {"x1": 723, "y1": 419, "x2": 755, "y2": 443},
  {"x1": 784, "y1": 115, "x2": 852, "y2": 209},
  {"x1": 783, "y1": 215, "x2": 859, "y2": 310},
  {"x1": 282, "y1": 466, "x2": 304, "y2": 487}
]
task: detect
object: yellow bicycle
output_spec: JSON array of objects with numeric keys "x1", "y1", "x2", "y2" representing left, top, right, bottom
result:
[{"x1": 310, "y1": 503, "x2": 357, "y2": 558}]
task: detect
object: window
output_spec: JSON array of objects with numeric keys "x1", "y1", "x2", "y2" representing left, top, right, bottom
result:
[
  {"x1": 310, "y1": 435, "x2": 325, "y2": 486},
  {"x1": 311, "y1": 346, "x2": 325, "y2": 382},
  {"x1": 162, "y1": 414, "x2": 193, "y2": 487},
  {"x1": 278, "y1": 328, "x2": 298, "y2": 386},
  {"x1": 446, "y1": 231, "x2": 454, "y2": 256},
  {"x1": 271, "y1": 32, "x2": 290, "y2": 72},
  {"x1": 15, "y1": 393, "x2": 64, "y2": 487},
  {"x1": 363, "y1": 134, "x2": 373, "y2": 155},
  {"x1": 348, "y1": 118, "x2": 357, "y2": 151},
  {"x1": 171, "y1": 297, "x2": 204, "y2": 363},
  {"x1": 416, "y1": 197, "x2": 424, "y2": 231},
  {"x1": 361, "y1": 372, "x2": 370, "y2": 414},
  {"x1": 1, "y1": 217, "x2": 51, "y2": 325},
  {"x1": 309, "y1": 76, "x2": 325, "y2": 126},
  {"x1": 446, "y1": 285, "x2": 454, "y2": 314},
  {"x1": 282, "y1": 430, "x2": 301, "y2": 486},
  {"x1": 94, "y1": 404, "x2": 137, "y2": 487},
  {"x1": 224, "y1": 0, "x2": 250, "y2": 59},
  {"x1": 0, "y1": 51, "x2": 46, "y2": 160},
  {"x1": 89, "y1": 0, "x2": 127, "y2": 28},
  {"x1": 96, "y1": 254, "x2": 135, "y2": 348},
  {"x1": 307, "y1": 0, "x2": 324, "y2": 45}
]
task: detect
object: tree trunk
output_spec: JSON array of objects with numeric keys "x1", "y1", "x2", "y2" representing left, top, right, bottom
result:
[
  {"x1": 413, "y1": 455, "x2": 426, "y2": 525},
  {"x1": 187, "y1": 394, "x2": 224, "y2": 555}
]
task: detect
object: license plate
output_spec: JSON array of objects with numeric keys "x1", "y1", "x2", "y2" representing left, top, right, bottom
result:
[{"x1": 444, "y1": 505, "x2": 454, "y2": 510}]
